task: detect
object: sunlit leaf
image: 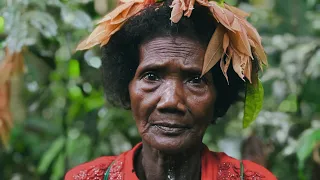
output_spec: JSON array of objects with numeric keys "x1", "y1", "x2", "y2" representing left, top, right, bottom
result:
[
  {"x1": 278, "y1": 94, "x2": 298, "y2": 113},
  {"x1": 243, "y1": 79, "x2": 264, "y2": 128},
  {"x1": 37, "y1": 136, "x2": 65, "y2": 174},
  {"x1": 0, "y1": 16, "x2": 4, "y2": 33},
  {"x1": 51, "y1": 152, "x2": 65, "y2": 180},
  {"x1": 68, "y1": 85, "x2": 83, "y2": 101},
  {"x1": 69, "y1": 59, "x2": 80, "y2": 78},
  {"x1": 66, "y1": 102, "x2": 82, "y2": 125},
  {"x1": 296, "y1": 129, "x2": 320, "y2": 170},
  {"x1": 84, "y1": 92, "x2": 104, "y2": 111}
]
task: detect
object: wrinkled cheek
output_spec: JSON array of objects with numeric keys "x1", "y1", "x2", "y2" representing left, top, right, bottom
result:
[
  {"x1": 131, "y1": 97, "x2": 153, "y2": 135},
  {"x1": 129, "y1": 82, "x2": 161, "y2": 137},
  {"x1": 188, "y1": 95, "x2": 216, "y2": 123},
  {"x1": 131, "y1": 105, "x2": 148, "y2": 133}
]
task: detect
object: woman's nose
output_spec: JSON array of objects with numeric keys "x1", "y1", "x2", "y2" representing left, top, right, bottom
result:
[{"x1": 156, "y1": 81, "x2": 187, "y2": 114}]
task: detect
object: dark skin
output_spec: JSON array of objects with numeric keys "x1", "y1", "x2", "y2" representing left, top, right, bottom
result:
[{"x1": 129, "y1": 36, "x2": 216, "y2": 180}]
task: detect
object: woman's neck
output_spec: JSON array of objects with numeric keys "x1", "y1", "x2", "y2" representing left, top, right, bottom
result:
[{"x1": 134, "y1": 142, "x2": 203, "y2": 180}]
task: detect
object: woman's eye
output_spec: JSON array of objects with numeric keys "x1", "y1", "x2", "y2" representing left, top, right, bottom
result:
[
  {"x1": 142, "y1": 72, "x2": 160, "y2": 81},
  {"x1": 189, "y1": 76, "x2": 206, "y2": 85}
]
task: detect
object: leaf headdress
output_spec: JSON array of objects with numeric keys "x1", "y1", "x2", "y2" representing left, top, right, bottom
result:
[{"x1": 77, "y1": 0, "x2": 267, "y2": 127}]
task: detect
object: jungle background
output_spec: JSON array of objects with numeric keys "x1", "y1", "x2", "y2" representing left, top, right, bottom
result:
[{"x1": 0, "y1": 0, "x2": 319, "y2": 179}]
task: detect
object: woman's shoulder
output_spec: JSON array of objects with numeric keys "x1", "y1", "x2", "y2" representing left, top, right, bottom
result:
[
  {"x1": 215, "y1": 152, "x2": 277, "y2": 180},
  {"x1": 64, "y1": 155, "x2": 117, "y2": 180}
]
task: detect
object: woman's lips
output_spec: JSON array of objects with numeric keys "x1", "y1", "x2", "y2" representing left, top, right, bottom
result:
[{"x1": 152, "y1": 123, "x2": 191, "y2": 135}]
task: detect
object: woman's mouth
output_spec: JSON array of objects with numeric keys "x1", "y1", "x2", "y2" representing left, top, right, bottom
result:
[{"x1": 152, "y1": 123, "x2": 191, "y2": 135}]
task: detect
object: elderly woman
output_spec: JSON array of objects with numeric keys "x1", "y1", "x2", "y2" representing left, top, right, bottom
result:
[{"x1": 65, "y1": 0, "x2": 276, "y2": 179}]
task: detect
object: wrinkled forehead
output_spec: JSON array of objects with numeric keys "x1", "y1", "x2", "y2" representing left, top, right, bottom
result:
[{"x1": 138, "y1": 36, "x2": 205, "y2": 68}]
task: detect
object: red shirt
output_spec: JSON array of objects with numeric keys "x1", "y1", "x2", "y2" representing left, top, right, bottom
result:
[{"x1": 65, "y1": 143, "x2": 277, "y2": 180}]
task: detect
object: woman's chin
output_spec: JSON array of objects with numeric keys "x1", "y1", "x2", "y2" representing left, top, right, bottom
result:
[{"x1": 142, "y1": 133, "x2": 201, "y2": 154}]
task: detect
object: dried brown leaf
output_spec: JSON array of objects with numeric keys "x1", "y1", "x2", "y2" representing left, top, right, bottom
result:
[
  {"x1": 185, "y1": 0, "x2": 195, "y2": 17},
  {"x1": 220, "y1": 59, "x2": 226, "y2": 81},
  {"x1": 110, "y1": 14, "x2": 127, "y2": 24},
  {"x1": 98, "y1": 2, "x2": 135, "y2": 24},
  {"x1": 143, "y1": 0, "x2": 155, "y2": 4},
  {"x1": 100, "y1": 22, "x2": 126, "y2": 46},
  {"x1": 11, "y1": 52, "x2": 24, "y2": 75},
  {"x1": 76, "y1": 37, "x2": 97, "y2": 51},
  {"x1": 248, "y1": 38, "x2": 267, "y2": 67},
  {"x1": 231, "y1": 17, "x2": 241, "y2": 31},
  {"x1": 121, "y1": 4, "x2": 133, "y2": 17},
  {"x1": 209, "y1": 2, "x2": 233, "y2": 31},
  {"x1": 0, "y1": 55, "x2": 13, "y2": 86},
  {"x1": 227, "y1": 24, "x2": 252, "y2": 57},
  {"x1": 253, "y1": 45, "x2": 268, "y2": 66},
  {"x1": 121, "y1": 0, "x2": 144, "y2": 3},
  {"x1": 180, "y1": 0, "x2": 188, "y2": 10},
  {"x1": 224, "y1": 3, "x2": 250, "y2": 18},
  {"x1": 196, "y1": 0, "x2": 209, "y2": 6},
  {"x1": 0, "y1": 81, "x2": 12, "y2": 146},
  {"x1": 77, "y1": 1, "x2": 145, "y2": 50},
  {"x1": 243, "y1": 20, "x2": 262, "y2": 46},
  {"x1": 127, "y1": 3, "x2": 145, "y2": 17},
  {"x1": 220, "y1": 48, "x2": 232, "y2": 83},
  {"x1": 202, "y1": 25, "x2": 225, "y2": 76},
  {"x1": 0, "y1": 83, "x2": 9, "y2": 114},
  {"x1": 170, "y1": 0, "x2": 184, "y2": 23},
  {"x1": 0, "y1": 64, "x2": 12, "y2": 88},
  {"x1": 244, "y1": 57, "x2": 252, "y2": 83},
  {"x1": 223, "y1": 33, "x2": 229, "y2": 54},
  {"x1": 112, "y1": 2, "x2": 144, "y2": 24},
  {"x1": 86, "y1": 23, "x2": 108, "y2": 44},
  {"x1": 77, "y1": 23, "x2": 111, "y2": 50},
  {"x1": 232, "y1": 50, "x2": 245, "y2": 80}
]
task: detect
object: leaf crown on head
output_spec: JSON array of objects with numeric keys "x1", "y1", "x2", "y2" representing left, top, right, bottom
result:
[
  {"x1": 77, "y1": 0, "x2": 267, "y2": 128},
  {"x1": 77, "y1": 0, "x2": 267, "y2": 84}
]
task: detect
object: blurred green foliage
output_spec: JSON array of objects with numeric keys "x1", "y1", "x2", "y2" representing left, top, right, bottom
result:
[{"x1": 0, "y1": 0, "x2": 319, "y2": 179}]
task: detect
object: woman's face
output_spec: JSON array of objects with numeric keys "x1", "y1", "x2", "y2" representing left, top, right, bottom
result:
[{"x1": 129, "y1": 36, "x2": 216, "y2": 153}]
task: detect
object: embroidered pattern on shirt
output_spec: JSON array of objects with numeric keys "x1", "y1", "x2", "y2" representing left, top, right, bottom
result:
[
  {"x1": 73, "y1": 163, "x2": 109, "y2": 180},
  {"x1": 218, "y1": 162, "x2": 266, "y2": 180},
  {"x1": 108, "y1": 156, "x2": 124, "y2": 180}
]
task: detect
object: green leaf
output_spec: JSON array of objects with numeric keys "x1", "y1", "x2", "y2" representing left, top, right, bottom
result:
[
  {"x1": 0, "y1": 16, "x2": 4, "y2": 33},
  {"x1": 66, "y1": 102, "x2": 82, "y2": 125},
  {"x1": 4, "y1": 21, "x2": 34, "y2": 52},
  {"x1": 68, "y1": 85, "x2": 83, "y2": 101},
  {"x1": 296, "y1": 129, "x2": 320, "y2": 170},
  {"x1": 50, "y1": 152, "x2": 66, "y2": 180},
  {"x1": 215, "y1": 0, "x2": 225, "y2": 6},
  {"x1": 69, "y1": 59, "x2": 80, "y2": 78},
  {"x1": 243, "y1": 79, "x2": 264, "y2": 128},
  {"x1": 278, "y1": 94, "x2": 298, "y2": 113},
  {"x1": 61, "y1": 8, "x2": 92, "y2": 29},
  {"x1": 37, "y1": 136, "x2": 65, "y2": 174},
  {"x1": 240, "y1": 161, "x2": 244, "y2": 180},
  {"x1": 306, "y1": 0, "x2": 317, "y2": 8},
  {"x1": 84, "y1": 93, "x2": 105, "y2": 111},
  {"x1": 55, "y1": 46, "x2": 72, "y2": 62},
  {"x1": 67, "y1": 133, "x2": 92, "y2": 168},
  {"x1": 25, "y1": 11, "x2": 58, "y2": 38}
]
